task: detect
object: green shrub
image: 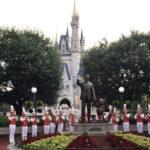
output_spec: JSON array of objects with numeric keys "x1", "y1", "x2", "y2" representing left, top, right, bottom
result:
[{"x1": 0, "y1": 116, "x2": 9, "y2": 127}]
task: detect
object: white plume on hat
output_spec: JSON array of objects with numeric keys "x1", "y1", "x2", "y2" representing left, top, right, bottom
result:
[
  {"x1": 10, "y1": 105, "x2": 14, "y2": 112},
  {"x1": 114, "y1": 107, "x2": 117, "y2": 112},
  {"x1": 51, "y1": 107, "x2": 55, "y2": 114},
  {"x1": 148, "y1": 104, "x2": 150, "y2": 110},
  {"x1": 137, "y1": 104, "x2": 140, "y2": 110},
  {"x1": 44, "y1": 106, "x2": 48, "y2": 113},
  {"x1": 22, "y1": 107, "x2": 26, "y2": 114},
  {"x1": 32, "y1": 108, "x2": 35, "y2": 114},
  {"x1": 108, "y1": 105, "x2": 112, "y2": 110},
  {"x1": 124, "y1": 104, "x2": 126, "y2": 108}
]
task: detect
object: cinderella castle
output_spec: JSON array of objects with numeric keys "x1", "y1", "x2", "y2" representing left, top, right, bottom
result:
[{"x1": 56, "y1": 0, "x2": 85, "y2": 109}]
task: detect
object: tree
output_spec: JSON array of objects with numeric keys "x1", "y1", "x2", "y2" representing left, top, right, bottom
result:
[
  {"x1": 82, "y1": 31, "x2": 150, "y2": 108},
  {"x1": 0, "y1": 27, "x2": 62, "y2": 115}
]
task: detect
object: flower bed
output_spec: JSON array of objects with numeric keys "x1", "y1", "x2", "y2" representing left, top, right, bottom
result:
[
  {"x1": 67, "y1": 134, "x2": 96, "y2": 149},
  {"x1": 106, "y1": 134, "x2": 138, "y2": 149},
  {"x1": 115, "y1": 131, "x2": 149, "y2": 149},
  {"x1": 18, "y1": 133, "x2": 96, "y2": 150},
  {"x1": 18, "y1": 132, "x2": 76, "y2": 150},
  {"x1": 20, "y1": 133, "x2": 60, "y2": 145}
]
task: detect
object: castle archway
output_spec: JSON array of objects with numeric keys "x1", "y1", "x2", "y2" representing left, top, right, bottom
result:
[{"x1": 60, "y1": 98, "x2": 71, "y2": 108}]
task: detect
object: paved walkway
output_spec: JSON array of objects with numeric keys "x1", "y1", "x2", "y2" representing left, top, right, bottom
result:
[
  {"x1": 0, "y1": 134, "x2": 21, "y2": 150},
  {"x1": 0, "y1": 135, "x2": 9, "y2": 150}
]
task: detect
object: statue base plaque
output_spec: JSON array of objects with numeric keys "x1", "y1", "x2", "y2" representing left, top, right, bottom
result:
[{"x1": 73, "y1": 123, "x2": 113, "y2": 135}]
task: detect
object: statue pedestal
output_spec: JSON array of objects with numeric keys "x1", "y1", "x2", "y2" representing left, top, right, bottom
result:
[{"x1": 73, "y1": 123, "x2": 114, "y2": 135}]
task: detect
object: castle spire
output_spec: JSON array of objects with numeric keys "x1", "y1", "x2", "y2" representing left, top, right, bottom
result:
[
  {"x1": 66, "y1": 27, "x2": 69, "y2": 37},
  {"x1": 80, "y1": 29, "x2": 83, "y2": 41},
  {"x1": 73, "y1": 0, "x2": 78, "y2": 16},
  {"x1": 55, "y1": 32, "x2": 58, "y2": 43}
]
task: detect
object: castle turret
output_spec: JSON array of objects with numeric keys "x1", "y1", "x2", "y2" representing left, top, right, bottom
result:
[{"x1": 71, "y1": 0, "x2": 80, "y2": 84}]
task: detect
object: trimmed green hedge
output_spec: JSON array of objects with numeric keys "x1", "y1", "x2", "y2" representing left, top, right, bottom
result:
[{"x1": 0, "y1": 116, "x2": 9, "y2": 127}]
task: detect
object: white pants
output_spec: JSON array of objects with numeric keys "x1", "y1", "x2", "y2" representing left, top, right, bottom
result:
[
  {"x1": 147, "y1": 123, "x2": 150, "y2": 135},
  {"x1": 32, "y1": 125, "x2": 37, "y2": 137},
  {"x1": 50, "y1": 122, "x2": 56, "y2": 133},
  {"x1": 69, "y1": 125, "x2": 74, "y2": 132},
  {"x1": 123, "y1": 122, "x2": 129, "y2": 132},
  {"x1": 137, "y1": 122, "x2": 143, "y2": 133},
  {"x1": 113, "y1": 124, "x2": 118, "y2": 132},
  {"x1": 44, "y1": 125, "x2": 49, "y2": 134},
  {"x1": 9, "y1": 125, "x2": 16, "y2": 143},
  {"x1": 22, "y1": 126, "x2": 28, "y2": 140},
  {"x1": 57, "y1": 123, "x2": 63, "y2": 133}
]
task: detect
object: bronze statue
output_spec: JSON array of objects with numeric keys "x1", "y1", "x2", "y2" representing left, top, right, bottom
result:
[
  {"x1": 77, "y1": 74, "x2": 96, "y2": 123},
  {"x1": 95, "y1": 98, "x2": 106, "y2": 122}
]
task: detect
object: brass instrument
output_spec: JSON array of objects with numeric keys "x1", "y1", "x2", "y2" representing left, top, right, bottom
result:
[
  {"x1": 106, "y1": 111, "x2": 112, "y2": 121},
  {"x1": 57, "y1": 114, "x2": 64, "y2": 124}
]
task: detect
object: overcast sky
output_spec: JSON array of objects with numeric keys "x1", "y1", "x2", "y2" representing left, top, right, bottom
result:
[{"x1": 0, "y1": 0, "x2": 150, "y2": 49}]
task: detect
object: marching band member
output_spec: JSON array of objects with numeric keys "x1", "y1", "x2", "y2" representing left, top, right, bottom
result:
[
  {"x1": 68, "y1": 109, "x2": 77, "y2": 132},
  {"x1": 111, "y1": 108, "x2": 119, "y2": 131},
  {"x1": 106, "y1": 105, "x2": 113, "y2": 123},
  {"x1": 56, "y1": 109, "x2": 64, "y2": 133},
  {"x1": 146, "y1": 104, "x2": 150, "y2": 136},
  {"x1": 30, "y1": 109, "x2": 39, "y2": 137},
  {"x1": 8, "y1": 105, "x2": 18, "y2": 144},
  {"x1": 42, "y1": 106, "x2": 51, "y2": 134},
  {"x1": 135, "y1": 104, "x2": 144, "y2": 134},
  {"x1": 122, "y1": 104, "x2": 130, "y2": 133},
  {"x1": 49, "y1": 107, "x2": 57, "y2": 133},
  {"x1": 20, "y1": 108, "x2": 30, "y2": 140}
]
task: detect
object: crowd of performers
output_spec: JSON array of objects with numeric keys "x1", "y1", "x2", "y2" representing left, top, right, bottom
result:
[
  {"x1": 7, "y1": 104, "x2": 150, "y2": 144},
  {"x1": 104, "y1": 104, "x2": 149, "y2": 134},
  {"x1": 8, "y1": 106, "x2": 77, "y2": 144}
]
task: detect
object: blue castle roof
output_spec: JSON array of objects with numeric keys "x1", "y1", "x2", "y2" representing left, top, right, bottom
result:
[{"x1": 59, "y1": 28, "x2": 70, "y2": 52}]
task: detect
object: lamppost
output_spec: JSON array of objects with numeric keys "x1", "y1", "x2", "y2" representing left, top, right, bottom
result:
[
  {"x1": 31, "y1": 87, "x2": 37, "y2": 112},
  {"x1": 119, "y1": 87, "x2": 125, "y2": 112}
]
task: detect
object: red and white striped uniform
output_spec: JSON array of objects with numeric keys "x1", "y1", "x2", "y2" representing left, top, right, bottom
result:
[
  {"x1": 56, "y1": 113, "x2": 64, "y2": 133},
  {"x1": 135, "y1": 112, "x2": 144, "y2": 133},
  {"x1": 68, "y1": 113, "x2": 77, "y2": 132},
  {"x1": 31, "y1": 116, "x2": 39, "y2": 137},
  {"x1": 8, "y1": 113, "x2": 18, "y2": 143},
  {"x1": 111, "y1": 114, "x2": 119, "y2": 131},
  {"x1": 42, "y1": 114, "x2": 51, "y2": 134},
  {"x1": 20, "y1": 115, "x2": 30, "y2": 140},
  {"x1": 122, "y1": 112, "x2": 130, "y2": 132},
  {"x1": 147, "y1": 114, "x2": 150, "y2": 135}
]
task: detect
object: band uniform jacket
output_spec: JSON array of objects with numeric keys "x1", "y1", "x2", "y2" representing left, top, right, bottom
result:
[{"x1": 77, "y1": 79, "x2": 96, "y2": 102}]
